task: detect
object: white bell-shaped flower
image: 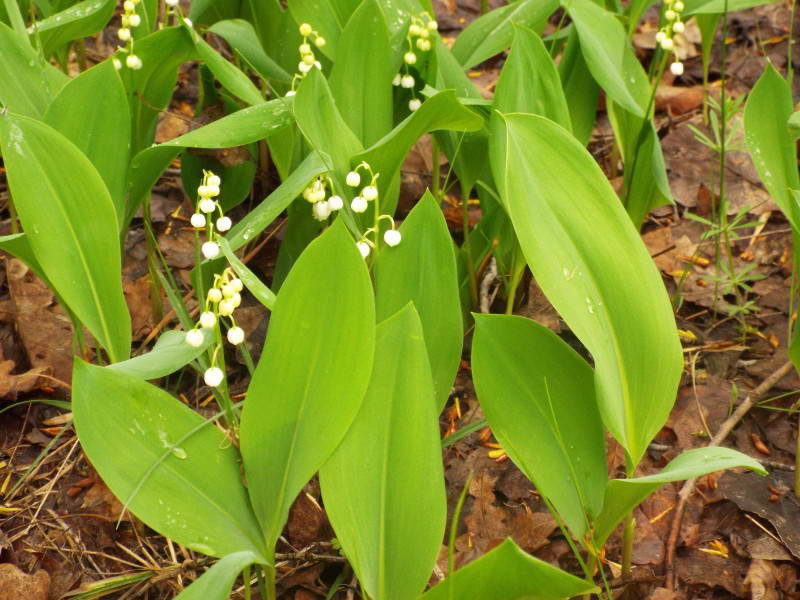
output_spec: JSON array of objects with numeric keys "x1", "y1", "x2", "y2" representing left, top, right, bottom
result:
[
  {"x1": 203, "y1": 367, "x2": 224, "y2": 387},
  {"x1": 126, "y1": 54, "x2": 143, "y2": 70},
  {"x1": 185, "y1": 329, "x2": 205, "y2": 347},
  {"x1": 346, "y1": 171, "x2": 361, "y2": 187},
  {"x1": 384, "y1": 229, "x2": 402, "y2": 247},
  {"x1": 328, "y1": 195, "x2": 344, "y2": 210},
  {"x1": 409, "y1": 98, "x2": 422, "y2": 112},
  {"x1": 199, "y1": 311, "x2": 216, "y2": 328},
  {"x1": 312, "y1": 200, "x2": 332, "y2": 221},
  {"x1": 216, "y1": 216, "x2": 232, "y2": 232},
  {"x1": 356, "y1": 241, "x2": 371, "y2": 258},
  {"x1": 202, "y1": 241, "x2": 220, "y2": 259},
  {"x1": 207, "y1": 288, "x2": 223, "y2": 303},
  {"x1": 351, "y1": 196, "x2": 368, "y2": 213},
  {"x1": 362, "y1": 185, "x2": 378, "y2": 201},
  {"x1": 400, "y1": 74, "x2": 415, "y2": 88},
  {"x1": 190, "y1": 213, "x2": 205, "y2": 228},
  {"x1": 227, "y1": 326, "x2": 245, "y2": 345}
]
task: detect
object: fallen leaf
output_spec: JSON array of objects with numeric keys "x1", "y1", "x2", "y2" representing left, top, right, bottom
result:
[{"x1": 0, "y1": 564, "x2": 50, "y2": 600}]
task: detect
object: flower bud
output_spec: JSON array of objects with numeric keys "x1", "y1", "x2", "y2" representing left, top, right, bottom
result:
[
  {"x1": 220, "y1": 284, "x2": 234, "y2": 298},
  {"x1": 328, "y1": 195, "x2": 343, "y2": 210},
  {"x1": 409, "y1": 24, "x2": 421, "y2": 35},
  {"x1": 672, "y1": 21, "x2": 685, "y2": 33},
  {"x1": 302, "y1": 53, "x2": 316, "y2": 66},
  {"x1": 670, "y1": 61, "x2": 684, "y2": 76},
  {"x1": 129, "y1": 14, "x2": 141, "y2": 27},
  {"x1": 165, "y1": 0, "x2": 178, "y2": 5},
  {"x1": 384, "y1": 229, "x2": 401, "y2": 247},
  {"x1": 190, "y1": 213, "x2": 205, "y2": 228},
  {"x1": 404, "y1": 52, "x2": 417, "y2": 65},
  {"x1": 409, "y1": 98, "x2": 421, "y2": 111},
  {"x1": 207, "y1": 288, "x2": 222, "y2": 303},
  {"x1": 183, "y1": 18, "x2": 193, "y2": 27},
  {"x1": 310, "y1": 189, "x2": 326, "y2": 203},
  {"x1": 400, "y1": 74, "x2": 415, "y2": 88},
  {"x1": 216, "y1": 216, "x2": 232, "y2": 232},
  {"x1": 230, "y1": 292, "x2": 242, "y2": 307},
  {"x1": 207, "y1": 174, "x2": 221, "y2": 187},
  {"x1": 118, "y1": 28, "x2": 131, "y2": 41},
  {"x1": 230, "y1": 278, "x2": 243, "y2": 292},
  {"x1": 199, "y1": 199, "x2": 216, "y2": 213},
  {"x1": 346, "y1": 171, "x2": 361, "y2": 187},
  {"x1": 126, "y1": 54, "x2": 143, "y2": 69},
  {"x1": 314, "y1": 36, "x2": 326, "y2": 47},
  {"x1": 298, "y1": 61, "x2": 312, "y2": 74},
  {"x1": 123, "y1": 0, "x2": 135, "y2": 11},
  {"x1": 227, "y1": 326, "x2": 245, "y2": 345},
  {"x1": 362, "y1": 185, "x2": 378, "y2": 201},
  {"x1": 427, "y1": 20, "x2": 438, "y2": 30},
  {"x1": 205, "y1": 185, "x2": 220, "y2": 197},
  {"x1": 660, "y1": 37, "x2": 674, "y2": 50},
  {"x1": 285, "y1": 90, "x2": 296, "y2": 97},
  {"x1": 351, "y1": 196, "x2": 368, "y2": 213},
  {"x1": 312, "y1": 200, "x2": 331, "y2": 221},
  {"x1": 199, "y1": 311, "x2": 216, "y2": 328},
  {"x1": 218, "y1": 299, "x2": 235, "y2": 316},
  {"x1": 356, "y1": 241, "x2": 371, "y2": 258},
  {"x1": 673, "y1": 1, "x2": 684, "y2": 10},
  {"x1": 392, "y1": 73, "x2": 401, "y2": 86},
  {"x1": 299, "y1": 23, "x2": 313, "y2": 36},
  {"x1": 201, "y1": 241, "x2": 220, "y2": 259},
  {"x1": 418, "y1": 27, "x2": 430, "y2": 39},
  {"x1": 655, "y1": 31, "x2": 667, "y2": 43},
  {"x1": 665, "y1": 9, "x2": 676, "y2": 20},
  {"x1": 185, "y1": 328, "x2": 204, "y2": 347},
  {"x1": 112, "y1": 58, "x2": 122, "y2": 70},
  {"x1": 416, "y1": 38, "x2": 431, "y2": 51},
  {"x1": 299, "y1": 43, "x2": 311, "y2": 54},
  {"x1": 314, "y1": 61, "x2": 321, "y2": 69},
  {"x1": 203, "y1": 366, "x2": 224, "y2": 387}
]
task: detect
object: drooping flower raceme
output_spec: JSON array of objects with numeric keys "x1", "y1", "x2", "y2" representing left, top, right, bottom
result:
[
  {"x1": 392, "y1": 12, "x2": 438, "y2": 112},
  {"x1": 655, "y1": 0, "x2": 686, "y2": 75},
  {"x1": 115, "y1": 0, "x2": 143, "y2": 70},
  {"x1": 287, "y1": 23, "x2": 325, "y2": 96}
]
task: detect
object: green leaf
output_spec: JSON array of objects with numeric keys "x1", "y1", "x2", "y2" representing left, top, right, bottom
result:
[
  {"x1": 451, "y1": 0, "x2": 558, "y2": 69},
  {"x1": 0, "y1": 22, "x2": 68, "y2": 118},
  {"x1": 44, "y1": 60, "x2": 130, "y2": 220},
  {"x1": 471, "y1": 314, "x2": 606, "y2": 537},
  {"x1": 218, "y1": 238, "x2": 276, "y2": 310},
  {"x1": 31, "y1": 0, "x2": 116, "y2": 56},
  {"x1": 209, "y1": 19, "x2": 292, "y2": 84},
  {"x1": 128, "y1": 97, "x2": 296, "y2": 223},
  {"x1": 490, "y1": 113, "x2": 682, "y2": 467},
  {"x1": 420, "y1": 538, "x2": 598, "y2": 600},
  {"x1": 375, "y1": 192, "x2": 462, "y2": 409},
  {"x1": 192, "y1": 27, "x2": 265, "y2": 106},
  {"x1": 240, "y1": 221, "x2": 375, "y2": 552},
  {"x1": 320, "y1": 304, "x2": 445, "y2": 600},
  {"x1": 0, "y1": 233, "x2": 46, "y2": 282},
  {"x1": 175, "y1": 552, "x2": 260, "y2": 600},
  {"x1": 744, "y1": 63, "x2": 800, "y2": 230},
  {"x1": 492, "y1": 24, "x2": 571, "y2": 131},
  {"x1": 329, "y1": 0, "x2": 394, "y2": 146},
  {"x1": 593, "y1": 447, "x2": 766, "y2": 545},
  {"x1": 684, "y1": 0, "x2": 779, "y2": 13},
  {"x1": 0, "y1": 112, "x2": 131, "y2": 362},
  {"x1": 558, "y1": 29, "x2": 598, "y2": 146},
  {"x1": 565, "y1": 0, "x2": 644, "y2": 117},
  {"x1": 73, "y1": 361, "x2": 267, "y2": 560},
  {"x1": 108, "y1": 330, "x2": 213, "y2": 380}
]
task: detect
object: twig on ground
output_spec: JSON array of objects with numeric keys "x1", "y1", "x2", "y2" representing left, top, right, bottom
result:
[{"x1": 664, "y1": 359, "x2": 794, "y2": 590}]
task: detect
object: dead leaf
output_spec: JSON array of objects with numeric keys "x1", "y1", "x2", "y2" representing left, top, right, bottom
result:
[
  {"x1": 0, "y1": 564, "x2": 50, "y2": 600},
  {"x1": 746, "y1": 559, "x2": 780, "y2": 600}
]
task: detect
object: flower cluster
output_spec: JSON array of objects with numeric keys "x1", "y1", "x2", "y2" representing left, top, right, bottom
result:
[
  {"x1": 286, "y1": 23, "x2": 326, "y2": 96},
  {"x1": 346, "y1": 162, "x2": 401, "y2": 257},
  {"x1": 392, "y1": 12, "x2": 438, "y2": 112},
  {"x1": 190, "y1": 170, "x2": 232, "y2": 261},
  {"x1": 655, "y1": 0, "x2": 686, "y2": 75},
  {"x1": 303, "y1": 176, "x2": 344, "y2": 221},
  {"x1": 113, "y1": 0, "x2": 143, "y2": 70},
  {"x1": 185, "y1": 267, "x2": 246, "y2": 387},
  {"x1": 355, "y1": 216, "x2": 402, "y2": 258}
]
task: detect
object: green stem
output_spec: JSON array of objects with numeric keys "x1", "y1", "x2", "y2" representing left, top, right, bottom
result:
[
  {"x1": 432, "y1": 137, "x2": 441, "y2": 199},
  {"x1": 243, "y1": 565, "x2": 252, "y2": 600},
  {"x1": 462, "y1": 184, "x2": 478, "y2": 310},
  {"x1": 263, "y1": 564, "x2": 276, "y2": 600}
]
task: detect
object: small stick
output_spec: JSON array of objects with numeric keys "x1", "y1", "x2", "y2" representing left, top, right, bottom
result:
[{"x1": 664, "y1": 360, "x2": 794, "y2": 590}]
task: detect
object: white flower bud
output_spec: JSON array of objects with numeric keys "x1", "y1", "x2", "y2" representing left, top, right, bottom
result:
[
  {"x1": 299, "y1": 42, "x2": 311, "y2": 54},
  {"x1": 118, "y1": 28, "x2": 131, "y2": 41},
  {"x1": 299, "y1": 23, "x2": 312, "y2": 36},
  {"x1": 126, "y1": 54, "x2": 142, "y2": 70},
  {"x1": 673, "y1": 1, "x2": 684, "y2": 10},
  {"x1": 400, "y1": 74, "x2": 415, "y2": 88},
  {"x1": 404, "y1": 52, "x2": 417, "y2": 65},
  {"x1": 328, "y1": 195, "x2": 343, "y2": 210},
  {"x1": 298, "y1": 61, "x2": 312, "y2": 74},
  {"x1": 310, "y1": 189, "x2": 326, "y2": 203},
  {"x1": 416, "y1": 38, "x2": 431, "y2": 51},
  {"x1": 128, "y1": 14, "x2": 141, "y2": 27},
  {"x1": 356, "y1": 241, "x2": 371, "y2": 258},
  {"x1": 201, "y1": 241, "x2": 220, "y2": 259},
  {"x1": 427, "y1": 19, "x2": 438, "y2": 30},
  {"x1": 314, "y1": 36, "x2": 326, "y2": 47},
  {"x1": 392, "y1": 73, "x2": 401, "y2": 86},
  {"x1": 409, "y1": 24, "x2": 421, "y2": 36},
  {"x1": 123, "y1": 0, "x2": 135, "y2": 11},
  {"x1": 207, "y1": 288, "x2": 222, "y2": 303},
  {"x1": 230, "y1": 278, "x2": 243, "y2": 292},
  {"x1": 216, "y1": 216, "x2": 232, "y2": 231},
  {"x1": 183, "y1": 18, "x2": 192, "y2": 27},
  {"x1": 351, "y1": 196, "x2": 368, "y2": 213},
  {"x1": 660, "y1": 37, "x2": 674, "y2": 50},
  {"x1": 314, "y1": 60, "x2": 321, "y2": 69},
  {"x1": 221, "y1": 284, "x2": 235, "y2": 298},
  {"x1": 230, "y1": 292, "x2": 242, "y2": 307},
  {"x1": 346, "y1": 171, "x2": 361, "y2": 187},
  {"x1": 227, "y1": 326, "x2": 245, "y2": 345},
  {"x1": 113, "y1": 58, "x2": 122, "y2": 70},
  {"x1": 218, "y1": 299, "x2": 235, "y2": 316},
  {"x1": 165, "y1": 0, "x2": 178, "y2": 6},
  {"x1": 199, "y1": 311, "x2": 216, "y2": 328},
  {"x1": 198, "y1": 185, "x2": 209, "y2": 197},
  {"x1": 205, "y1": 185, "x2": 220, "y2": 197},
  {"x1": 312, "y1": 200, "x2": 331, "y2": 221},
  {"x1": 185, "y1": 328, "x2": 205, "y2": 347},
  {"x1": 203, "y1": 366, "x2": 224, "y2": 387},
  {"x1": 190, "y1": 213, "x2": 206, "y2": 228},
  {"x1": 362, "y1": 185, "x2": 378, "y2": 201},
  {"x1": 672, "y1": 21, "x2": 685, "y2": 33},
  {"x1": 285, "y1": 90, "x2": 296, "y2": 97},
  {"x1": 665, "y1": 9, "x2": 676, "y2": 20},
  {"x1": 409, "y1": 98, "x2": 422, "y2": 111},
  {"x1": 655, "y1": 31, "x2": 667, "y2": 43},
  {"x1": 418, "y1": 27, "x2": 430, "y2": 39},
  {"x1": 302, "y1": 53, "x2": 316, "y2": 65},
  {"x1": 670, "y1": 61, "x2": 684, "y2": 76},
  {"x1": 384, "y1": 229, "x2": 401, "y2": 246},
  {"x1": 207, "y1": 174, "x2": 221, "y2": 187},
  {"x1": 199, "y1": 199, "x2": 216, "y2": 213}
]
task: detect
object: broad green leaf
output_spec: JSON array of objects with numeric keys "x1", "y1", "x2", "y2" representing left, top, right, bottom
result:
[
  {"x1": 684, "y1": 0, "x2": 779, "y2": 13},
  {"x1": 1, "y1": 0, "x2": 25, "y2": 36},
  {"x1": 240, "y1": 0, "x2": 302, "y2": 76},
  {"x1": 218, "y1": 238, "x2": 276, "y2": 310},
  {"x1": 180, "y1": 152, "x2": 256, "y2": 213},
  {"x1": 492, "y1": 24, "x2": 571, "y2": 131},
  {"x1": 320, "y1": 304, "x2": 445, "y2": 600},
  {"x1": 0, "y1": 22, "x2": 68, "y2": 118},
  {"x1": 420, "y1": 538, "x2": 598, "y2": 600},
  {"x1": 0, "y1": 233, "x2": 46, "y2": 282},
  {"x1": 594, "y1": 447, "x2": 766, "y2": 545},
  {"x1": 175, "y1": 552, "x2": 260, "y2": 600},
  {"x1": 128, "y1": 97, "x2": 296, "y2": 222},
  {"x1": 108, "y1": 330, "x2": 213, "y2": 380},
  {"x1": 431, "y1": 35, "x2": 483, "y2": 100},
  {"x1": 744, "y1": 63, "x2": 800, "y2": 230},
  {"x1": 788, "y1": 111, "x2": 800, "y2": 140},
  {"x1": 225, "y1": 150, "x2": 329, "y2": 251},
  {"x1": 565, "y1": 0, "x2": 644, "y2": 117},
  {"x1": 287, "y1": 0, "x2": 342, "y2": 59},
  {"x1": 31, "y1": 0, "x2": 115, "y2": 55},
  {"x1": 189, "y1": 0, "x2": 239, "y2": 24},
  {"x1": 558, "y1": 29, "x2": 598, "y2": 146},
  {"x1": 192, "y1": 28, "x2": 265, "y2": 107},
  {"x1": 240, "y1": 221, "x2": 375, "y2": 552},
  {"x1": 73, "y1": 361, "x2": 267, "y2": 560},
  {"x1": 375, "y1": 192, "x2": 462, "y2": 409},
  {"x1": 0, "y1": 112, "x2": 131, "y2": 362},
  {"x1": 44, "y1": 60, "x2": 130, "y2": 219},
  {"x1": 490, "y1": 113, "x2": 682, "y2": 467},
  {"x1": 209, "y1": 19, "x2": 292, "y2": 84},
  {"x1": 472, "y1": 314, "x2": 606, "y2": 537},
  {"x1": 451, "y1": 0, "x2": 558, "y2": 69},
  {"x1": 329, "y1": 0, "x2": 394, "y2": 146}
]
